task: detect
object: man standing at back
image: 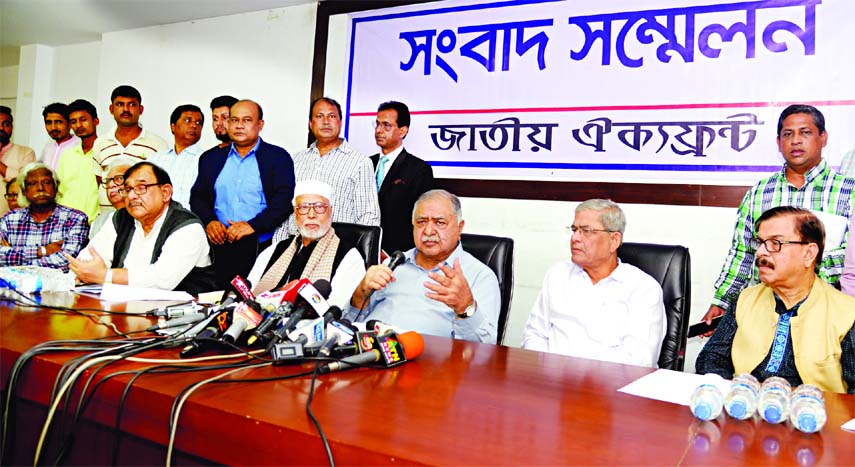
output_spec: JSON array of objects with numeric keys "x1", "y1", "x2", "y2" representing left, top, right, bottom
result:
[
  {"x1": 273, "y1": 97, "x2": 379, "y2": 241},
  {"x1": 702, "y1": 105, "x2": 855, "y2": 330},
  {"x1": 190, "y1": 99, "x2": 295, "y2": 289},
  {"x1": 148, "y1": 104, "x2": 204, "y2": 208},
  {"x1": 0, "y1": 106, "x2": 36, "y2": 215},
  {"x1": 92, "y1": 85, "x2": 168, "y2": 214},
  {"x1": 207, "y1": 95, "x2": 238, "y2": 150},
  {"x1": 56, "y1": 99, "x2": 100, "y2": 223},
  {"x1": 372, "y1": 101, "x2": 433, "y2": 254},
  {"x1": 40, "y1": 103, "x2": 79, "y2": 171}
]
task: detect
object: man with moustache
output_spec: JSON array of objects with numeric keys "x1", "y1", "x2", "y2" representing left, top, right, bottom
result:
[
  {"x1": 0, "y1": 162, "x2": 89, "y2": 271},
  {"x1": 521, "y1": 199, "x2": 666, "y2": 367},
  {"x1": 148, "y1": 104, "x2": 205, "y2": 208},
  {"x1": 68, "y1": 162, "x2": 215, "y2": 294},
  {"x1": 89, "y1": 162, "x2": 131, "y2": 238},
  {"x1": 190, "y1": 99, "x2": 295, "y2": 289},
  {"x1": 40, "y1": 103, "x2": 79, "y2": 171},
  {"x1": 371, "y1": 101, "x2": 433, "y2": 254},
  {"x1": 55, "y1": 99, "x2": 100, "y2": 223},
  {"x1": 273, "y1": 97, "x2": 379, "y2": 241},
  {"x1": 92, "y1": 85, "x2": 168, "y2": 214},
  {"x1": 697, "y1": 207, "x2": 855, "y2": 393},
  {"x1": 701, "y1": 105, "x2": 855, "y2": 334},
  {"x1": 0, "y1": 106, "x2": 36, "y2": 215},
  {"x1": 349, "y1": 189, "x2": 499, "y2": 343},
  {"x1": 207, "y1": 95, "x2": 238, "y2": 150},
  {"x1": 247, "y1": 180, "x2": 365, "y2": 308}
]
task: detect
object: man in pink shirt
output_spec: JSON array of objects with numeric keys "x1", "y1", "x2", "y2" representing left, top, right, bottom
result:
[{"x1": 842, "y1": 215, "x2": 855, "y2": 297}]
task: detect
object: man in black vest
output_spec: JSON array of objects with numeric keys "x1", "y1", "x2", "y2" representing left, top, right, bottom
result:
[
  {"x1": 67, "y1": 161, "x2": 216, "y2": 295},
  {"x1": 247, "y1": 180, "x2": 365, "y2": 308},
  {"x1": 371, "y1": 101, "x2": 433, "y2": 255}
]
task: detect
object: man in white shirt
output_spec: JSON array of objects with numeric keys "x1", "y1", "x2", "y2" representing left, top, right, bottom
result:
[
  {"x1": 148, "y1": 104, "x2": 205, "y2": 208},
  {"x1": 67, "y1": 161, "x2": 215, "y2": 294},
  {"x1": 522, "y1": 199, "x2": 666, "y2": 368}
]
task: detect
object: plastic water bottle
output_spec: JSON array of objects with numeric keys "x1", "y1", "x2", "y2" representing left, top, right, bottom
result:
[
  {"x1": 724, "y1": 373, "x2": 760, "y2": 420},
  {"x1": 790, "y1": 384, "x2": 826, "y2": 433},
  {"x1": 758, "y1": 376, "x2": 791, "y2": 424},
  {"x1": 690, "y1": 383, "x2": 724, "y2": 421}
]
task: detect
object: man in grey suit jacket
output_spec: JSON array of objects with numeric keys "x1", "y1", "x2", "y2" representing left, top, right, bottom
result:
[{"x1": 371, "y1": 101, "x2": 433, "y2": 254}]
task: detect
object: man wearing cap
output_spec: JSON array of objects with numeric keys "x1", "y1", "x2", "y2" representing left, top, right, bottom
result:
[{"x1": 247, "y1": 180, "x2": 365, "y2": 308}]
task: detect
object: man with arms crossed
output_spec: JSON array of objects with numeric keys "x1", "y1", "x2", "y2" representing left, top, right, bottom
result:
[{"x1": 521, "y1": 199, "x2": 665, "y2": 368}]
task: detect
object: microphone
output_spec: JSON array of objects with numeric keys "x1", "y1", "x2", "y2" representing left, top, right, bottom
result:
[
  {"x1": 361, "y1": 251, "x2": 406, "y2": 309},
  {"x1": 222, "y1": 302, "x2": 263, "y2": 343},
  {"x1": 276, "y1": 279, "x2": 332, "y2": 338},
  {"x1": 317, "y1": 315, "x2": 355, "y2": 357},
  {"x1": 319, "y1": 331, "x2": 424, "y2": 374},
  {"x1": 247, "y1": 279, "x2": 309, "y2": 345},
  {"x1": 365, "y1": 319, "x2": 406, "y2": 337},
  {"x1": 230, "y1": 275, "x2": 255, "y2": 302},
  {"x1": 179, "y1": 307, "x2": 234, "y2": 358},
  {"x1": 147, "y1": 313, "x2": 206, "y2": 331}
]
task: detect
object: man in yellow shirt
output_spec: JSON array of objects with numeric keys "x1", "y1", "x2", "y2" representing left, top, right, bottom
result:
[{"x1": 55, "y1": 99, "x2": 100, "y2": 223}]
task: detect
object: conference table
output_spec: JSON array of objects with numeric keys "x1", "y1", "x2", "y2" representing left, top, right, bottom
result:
[{"x1": 1, "y1": 293, "x2": 853, "y2": 466}]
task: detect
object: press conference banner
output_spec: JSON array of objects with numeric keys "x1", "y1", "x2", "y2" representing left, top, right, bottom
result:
[{"x1": 343, "y1": 0, "x2": 855, "y2": 185}]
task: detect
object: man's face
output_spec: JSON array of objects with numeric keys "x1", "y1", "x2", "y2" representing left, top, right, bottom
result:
[
  {"x1": 374, "y1": 109, "x2": 407, "y2": 153},
  {"x1": 0, "y1": 113, "x2": 12, "y2": 146},
  {"x1": 211, "y1": 106, "x2": 231, "y2": 143},
  {"x1": 413, "y1": 197, "x2": 463, "y2": 263},
  {"x1": 777, "y1": 113, "x2": 827, "y2": 175},
  {"x1": 755, "y1": 215, "x2": 815, "y2": 288},
  {"x1": 309, "y1": 100, "x2": 341, "y2": 143},
  {"x1": 569, "y1": 209, "x2": 620, "y2": 271},
  {"x1": 5, "y1": 183, "x2": 20, "y2": 210},
  {"x1": 44, "y1": 113, "x2": 70, "y2": 143},
  {"x1": 23, "y1": 168, "x2": 57, "y2": 208},
  {"x1": 228, "y1": 102, "x2": 263, "y2": 147},
  {"x1": 171, "y1": 111, "x2": 203, "y2": 148},
  {"x1": 295, "y1": 194, "x2": 333, "y2": 240},
  {"x1": 69, "y1": 110, "x2": 98, "y2": 140},
  {"x1": 123, "y1": 165, "x2": 171, "y2": 224},
  {"x1": 104, "y1": 165, "x2": 131, "y2": 209},
  {"x1": 109, "y1": 96, "x2": 143, "y2": 128}
]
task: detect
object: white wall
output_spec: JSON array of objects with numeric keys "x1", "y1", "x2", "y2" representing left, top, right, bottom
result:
[
  {"x1": 95, "y1": 4, "x2": 317, "y2": 154},
  {"x1": 0, "y1": 65, "x2": 18, "y2": 110}
]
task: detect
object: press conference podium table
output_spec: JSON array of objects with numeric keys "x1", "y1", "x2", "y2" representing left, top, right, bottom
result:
[{"x1": 1, "y1": 294, "x2": 853, "y2": 466}]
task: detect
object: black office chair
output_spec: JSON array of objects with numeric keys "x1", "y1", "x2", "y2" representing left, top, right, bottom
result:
[
  {"x1": 617, "y1": 242, "x2": 691, "y2": 371},
  {"x1": 332, "y1": 222, "x2": 382, "y2": 268},
  {"x1": 460, "y1": 233, "x2": 514, "y2": 345}
]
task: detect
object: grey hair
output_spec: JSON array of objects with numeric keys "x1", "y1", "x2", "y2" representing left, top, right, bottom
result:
[
  {"x1": 412, "y1": 189, "x2": 462, "y2": 223},
  {"x1": 575, "y1": 199, "x2": 626, "y2": 235},
  {"x1": 104, "y1": 160, "x2": 132, "y2": 178},
  {"x1": 16, "y1": 162, "x2": 60, "y2": 208}
]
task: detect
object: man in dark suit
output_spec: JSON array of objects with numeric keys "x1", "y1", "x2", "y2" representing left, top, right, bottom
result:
[
  {"x1": 371, "y1": 101, "x2": 433, "y2": 254},
  {"x1": 190, "y1": 99, "x2": 295, "y2": 288}
]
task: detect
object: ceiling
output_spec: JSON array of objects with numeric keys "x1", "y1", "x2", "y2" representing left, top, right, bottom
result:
[{"x1": 0, "y1": 0, "x2": 316, "y2": 66}]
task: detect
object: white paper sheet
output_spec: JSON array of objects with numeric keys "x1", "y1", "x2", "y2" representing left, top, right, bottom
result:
[
  {"x1": 618, "y1": 369, "x2": 732, "y2": 406},
  {"x1": 842, "y1": 418, "x2": 855, "y2": 433},
  {"x1": 98, "y1": 283, "x2": 194, "y2": 302}
]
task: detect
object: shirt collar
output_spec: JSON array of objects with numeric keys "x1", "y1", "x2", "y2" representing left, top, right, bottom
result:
[
  {"x1": 772, "y1": 293, "x2": 807, "y2": 317},
  {"x1": 571, "y1": 258, "x2": 627, "y2": 283},
  {"x1": 379, "y1": 145, "x2": 404, "y2": 165},
  {"x1": 780, "y1": 159, "x2": 829, "y2": 186},
  {"x1": 228, "y1": 138, "x2": 262, "y2": 159},
  {"x1": 308, "y1": 138, "x2": 349, "y2": 156},
  {"x1": 107, "y1": 126, "x2": 147, "y2": 144},
  {"x1": 170, "y1": 141, "x2": 203, "y2": 156}
]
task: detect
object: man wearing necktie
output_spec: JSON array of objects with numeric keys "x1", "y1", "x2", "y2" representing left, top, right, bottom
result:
[{"x1": 371, "y1": 101, "x2": 433, "y2": 255}]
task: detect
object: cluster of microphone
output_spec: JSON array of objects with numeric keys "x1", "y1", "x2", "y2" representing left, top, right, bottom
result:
[{"x1": 151, "y1": 271, "x2": 423, "y2": 374}]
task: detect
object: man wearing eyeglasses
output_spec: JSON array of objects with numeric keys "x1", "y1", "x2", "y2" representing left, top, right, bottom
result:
[
  {"x1": 697, "y1": 207, "x2": 855, "y2": 393},
  {"x1": 0, "y1": 162, "x2": 89, "y2": 271},
  {"x1": 246, "y1": 180, "x2": 365, "y2": 308},
  {"x1": 702, "y1": 105, "x2": 855, "y2": 335},
  {"x1": 55, "y1": 99, "x2": 101, "y2": 223},
  {"x1": 521, "y1": 199, "x2": 665, "y2": 367},
  {"x1": 68, "y1": 162, "x2": 216, "y2": 294},
  {"x1": 371, "y1": 101, "x2": 434, "y2": 255},
  {"x1": 0, "y1": 106, "x2": 36, "y2": 216},
  {"x1": 148, "y1": 104, "x2": 205, "y2": 209},
  {"x1": 5, "y1": 180, "x2": 21, "y2": 211},
  {"x1": 88, "y1": 162, "x2": 131, "y2": 239}
]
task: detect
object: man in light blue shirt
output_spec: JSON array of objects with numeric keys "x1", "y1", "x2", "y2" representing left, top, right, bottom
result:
[
  {"x1": 348, "y1": 189, "x2": 499, "y2": 343},
  {"x1": 148, "y1": 104, "x2": 204, "y2": 208}
]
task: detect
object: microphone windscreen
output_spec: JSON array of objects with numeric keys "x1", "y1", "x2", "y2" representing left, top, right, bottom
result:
[
  {"x1": 399, "y1": 331, "x2": 425, "y2": 360},
  {"x1": 388, "y1": 251, "x2": 406, "y2": 270}
]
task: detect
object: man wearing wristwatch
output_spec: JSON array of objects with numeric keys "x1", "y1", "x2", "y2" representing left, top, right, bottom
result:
[{"x1": 349, "y1": 189, "x2": 499, "y2": 343}]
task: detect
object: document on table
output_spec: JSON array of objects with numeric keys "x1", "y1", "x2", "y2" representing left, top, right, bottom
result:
[
  {"x1": 842, "y1": 418, "x2": 855, "y2": 433},
  {"x1": 96, "y1": 283, "x2": 194, "y2": 302},
  {"x1": 617, "y1": 369, "x2": 732, "y2": 406}
]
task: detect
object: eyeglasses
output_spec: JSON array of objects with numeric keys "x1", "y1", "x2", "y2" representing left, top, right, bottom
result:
[
  {"x1": 118, "y1": 183, "x2": 161, "y2": 197},
  {"x1": 750, "y1": 237, "x2": 809, "y2": 253},
  {"x1": 295, "y1": 202, "x2": 329, "y2": 215},
  {"x1": 101, "y1": 175, "x2": 125, "y2": 188},
  {"x1": 4, "y1": 194, "x2": 17, "y2": 201},
  {"x1": 566, "y1": 225, "x2": 615, "y2": 236},
  {"x1": 372, "y1": 121, "x2": 395, "y2": 131}
]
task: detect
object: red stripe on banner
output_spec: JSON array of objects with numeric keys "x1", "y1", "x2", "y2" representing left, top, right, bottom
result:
[{"x1": 349, "y1": 99, "x2": 855, "y2": 116}]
